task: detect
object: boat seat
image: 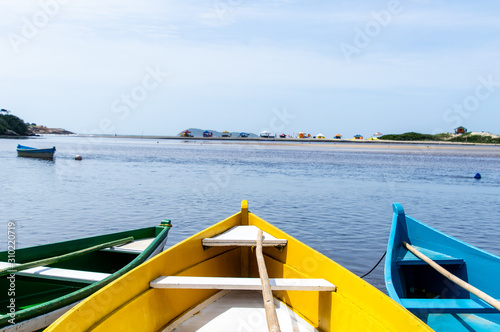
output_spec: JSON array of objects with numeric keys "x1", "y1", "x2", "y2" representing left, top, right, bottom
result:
[
  {"x1": 100, "y1": 237, "x2": 155, "y2": 254},
  {"x1": 201, "y1": 226, "x2": 287, "y2": 247},
  {"x1": 150, "y1": 276, "x2": 336, "y2": 292},
  {"x1": 0, "y1": 261, "x2": 111, "y2": 284},
  {"x1": 397, "y1": 247, "x2": 464, "y2": 266},
  {"x1": 401, "y1": 298, "x2": 499, "y2": 314}
]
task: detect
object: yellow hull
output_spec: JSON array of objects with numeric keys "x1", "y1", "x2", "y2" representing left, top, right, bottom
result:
[{"x1": 46, "y1": 201, "x2": 433, "y2": 331}]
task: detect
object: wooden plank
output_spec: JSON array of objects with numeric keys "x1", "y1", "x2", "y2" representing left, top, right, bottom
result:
[
  {"x1": 0, "y1": 236, "x2": 134, "y2": 277},
  {"x1": 0, "y1": 262, "x2": 111, "y2": 284},
  {"x1": 397, "y1": 247, "x2": 464, "y2": 266},
  {"x1": 101, "y1": 238, "x2": 155, "y2": 254},
  {"x1": 256, "y1": 229, "x2": 281, "y2": 332},
  {"x1": 403, "y1": 241, "x2": 500, "y2": 312},
  {"x1": 401, "y1": 298, "x2": 499, "y2": 314},
  {"x1": 150, "y1": 276, "x2": 336, "y2": 291},
  {"x1": 202, "y1": 226, "x2": 287, "y2": 247}
]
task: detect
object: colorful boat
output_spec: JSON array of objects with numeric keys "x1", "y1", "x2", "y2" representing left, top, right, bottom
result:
[
  {"x1": 16, "y1": 144, "x2": 56, "y2": 159},
  {"x1": 47, "y1": 201, "x2": 432, "y2": 332},
  {"x1": 179, "y1": 130, "x2": 193, "y2": 137},
  {"x1": 385, "y1": 203, "x2": 500, "y2": 331},
  {"x1": 260, "y1": 131, "x2": 274, "y2": 138},
  {"x1": 0, "y1": 222, "x2": 171, "y2": 331}
]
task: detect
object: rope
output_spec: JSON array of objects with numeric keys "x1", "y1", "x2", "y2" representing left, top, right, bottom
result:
[{"x1": 360, "y1": 251, "x2": 386, "y2": 279}]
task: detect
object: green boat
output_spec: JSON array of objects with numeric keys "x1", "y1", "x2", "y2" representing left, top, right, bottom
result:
[{"x1": 0, "y1": 222, "x2": 171, "y2": 331}]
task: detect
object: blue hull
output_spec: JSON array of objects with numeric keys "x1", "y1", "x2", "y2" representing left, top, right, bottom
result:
[
  {"x1": 17, "y1": 144, "x2": 56, "y2": 159},
  {"x1": 385, "y1": 203, "x2": 500, "y2": 331}
]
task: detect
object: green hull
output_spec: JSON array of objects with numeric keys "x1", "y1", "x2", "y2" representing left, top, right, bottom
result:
[{"x1": 0, "y1": 224, "x2": 171, "y2": 329}]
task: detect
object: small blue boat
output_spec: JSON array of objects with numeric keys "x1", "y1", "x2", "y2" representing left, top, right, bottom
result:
[
  {"x1": 16, "y1": 144, "x2": 56, "y2": 159},
  {"x1": 385, "y1": 203, "x2": 500, "y2": 331}
]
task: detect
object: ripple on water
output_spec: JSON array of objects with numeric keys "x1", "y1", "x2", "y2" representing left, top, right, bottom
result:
[{"x1": 1, "y1": 137, "x2": 499, "y2": 292}]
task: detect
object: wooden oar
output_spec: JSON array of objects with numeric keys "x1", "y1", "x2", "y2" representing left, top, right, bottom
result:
[
  {"x1": 256, "y1": 229, "x2": 281, "y2": 332},
  {"x1": 403, "y1": 241, "x2": 500, "y2": 311},
  {"x1": 0, "y1": 236, "x2": 134, "y2": 277}
]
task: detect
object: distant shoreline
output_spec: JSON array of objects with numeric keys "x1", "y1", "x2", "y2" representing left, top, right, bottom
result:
[{"x1": 74, "y1": 134, "x2": 500, "y2": 147}]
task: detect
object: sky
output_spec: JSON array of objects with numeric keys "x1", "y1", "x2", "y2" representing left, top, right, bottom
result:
[{"x1": 1, "y1": 0, "x2": 499, "y2": 138}]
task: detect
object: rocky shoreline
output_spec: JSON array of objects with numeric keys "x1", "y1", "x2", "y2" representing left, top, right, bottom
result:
[{"x1": 28, "y1": 125, "x2": 74, "y2": 135}]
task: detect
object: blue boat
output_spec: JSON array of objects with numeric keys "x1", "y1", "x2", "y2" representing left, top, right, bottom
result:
[
  {"x1": 385, "y1": 203, "x2": 500, "y2": 331},
  {"x1": 16, "y1": 144, "x2": 56, "y2": 159}
]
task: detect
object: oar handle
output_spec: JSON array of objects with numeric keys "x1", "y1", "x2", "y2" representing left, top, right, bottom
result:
[
  {"x1": 0, "y1": 236, "x2": 134, "y2": 277},
  {"x1": 403, "y1": 241, "x2": 500, "y2": 311},
  {"x1": 256, "y1": 229, "x2": 281, "y2": 332}
]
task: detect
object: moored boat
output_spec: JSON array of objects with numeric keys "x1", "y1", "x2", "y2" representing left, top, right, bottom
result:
[
  {"x1": 385, "y1": 203, "x2": 500, "y2": 331},
  {"x1": 0, "y1": 222, "x2": 171, "y2": 331},
  {"x1": 46, "y1": 201, "x2": 432, "y2": 332},
  {"x1": 16, "y1": 144, "x2": 56, "y2": 159}
]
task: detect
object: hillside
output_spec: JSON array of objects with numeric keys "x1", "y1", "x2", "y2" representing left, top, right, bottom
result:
[
  {"x1": 0, "y1": 112, "x2": 29, "y2": 135},
  {"x1": 379, "y1": 131, "x2": 500, "y2": 144},
  {"x1": 1, "y1": 110, "x2": 74, "y2": 136}
]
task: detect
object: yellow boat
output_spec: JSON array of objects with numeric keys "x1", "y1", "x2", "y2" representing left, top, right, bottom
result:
[{"x1": 47, "y1": 201, "x2": 433, "y2": 332}]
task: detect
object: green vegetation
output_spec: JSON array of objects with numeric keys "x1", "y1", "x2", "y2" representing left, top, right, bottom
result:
[
  {"x1": 379, "y1": 131, "x2": 499, "y2": 144},
  {"x1": 0, "y1": 112, "x2": 29, "y2": 135},
  {"x1": 449, "y1": 133, "x2": 500, "y2": 144},
  {"x1": 378, "y1": 132, "x2": 438, "y2": 141}
]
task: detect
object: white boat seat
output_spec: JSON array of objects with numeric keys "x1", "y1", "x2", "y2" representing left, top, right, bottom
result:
[
  {"x1": 150, "y1": 276, "x2": 336, "y2": 292},
  {"x1": 201, "y1": 226, "x2": 287, "y2": 247},
  {"x1": 0, "y1": 261, "x2": 111, "y2": 284},
  {"x1": 100, "y1": 237, "x2": 156, "y2": 254}
]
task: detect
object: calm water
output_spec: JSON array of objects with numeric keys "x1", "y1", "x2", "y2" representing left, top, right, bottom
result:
[{"x1": 1, "y1": 136, "x2": 499, "y2": 291}]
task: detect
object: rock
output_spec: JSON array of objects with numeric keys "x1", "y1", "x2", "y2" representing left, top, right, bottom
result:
[{"x1": 4, "y1": 129, "x2": 19, "y2": 136}]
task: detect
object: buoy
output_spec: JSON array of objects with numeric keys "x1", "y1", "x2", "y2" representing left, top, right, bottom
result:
[
  {"x1": 474, "y1": 173, "x2": 481, "y2": 179},
  {"x1": 75, "y1": 155, "x2": 83, "y2": 160}
]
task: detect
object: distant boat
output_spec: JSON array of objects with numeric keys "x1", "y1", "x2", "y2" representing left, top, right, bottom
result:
[
  {"x1": 179, "y1": 130, "x2": 193, "y2": 137},
  {"x1": 385, "y1": 203, "x2": 500, "y2": 331},
  {"x1": 16, "y1": 144, "x2": 56, "y2": 159},
  {"x1": 260, "y1": 131, "x2": 274, "y2": 138},
  {"x1": 279, "y1": 133, "x2": 287, "y2": 138}
]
